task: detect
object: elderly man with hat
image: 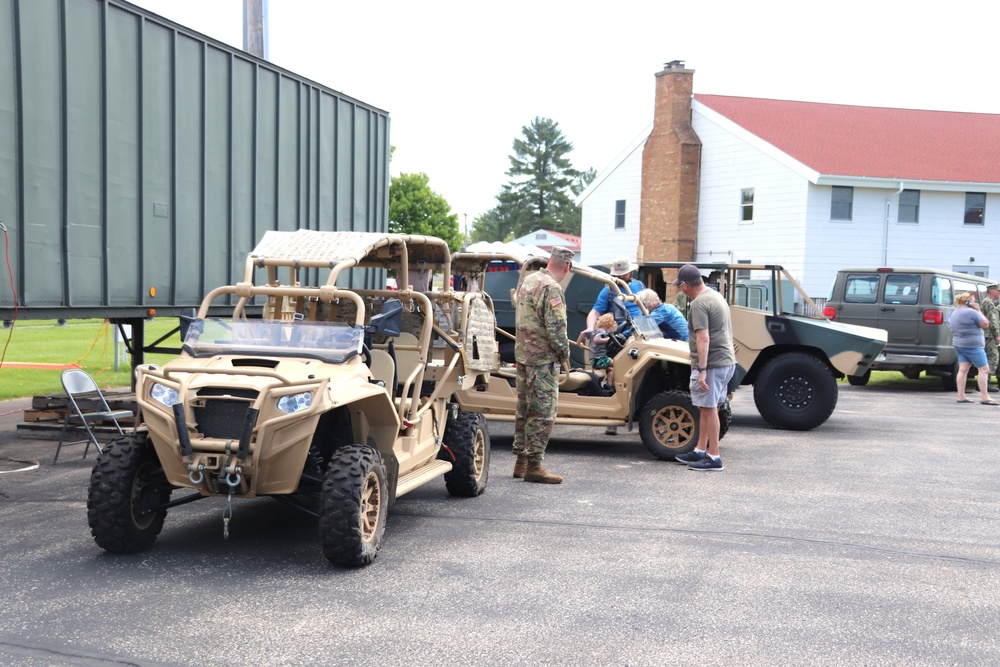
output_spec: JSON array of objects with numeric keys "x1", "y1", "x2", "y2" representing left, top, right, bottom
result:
[
  {"x1": 586, "y1": 257, "x2": 645, "y2": 331},
  {"x1": 672, "y1": 264, "x2": 737, "y2": 471},
  {"x1": 586, "y1": 257, "x2": 645, "y2": 435},
  {"x1": 981, "y1": 283, "x2": 1000, "y2": 390},
  {"x1": 511, "y1": 246, "x2": 575, "y2": 484}
]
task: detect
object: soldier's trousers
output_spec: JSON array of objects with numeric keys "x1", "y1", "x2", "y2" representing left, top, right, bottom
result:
[
  {"x1": 987, "y1": 338, "x2": 999, "y2": 376},
  {"x1": 512, "y1": 362, "x2": 559, "y2": 462}
]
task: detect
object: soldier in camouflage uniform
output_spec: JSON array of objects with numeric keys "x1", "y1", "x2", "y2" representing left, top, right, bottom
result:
[
  {"x1": 982, "y1": 284, "x2": 1000, "y2": 388},
  {"x1": 512, "y1": 247, "x2": 573, "y2": 484}
]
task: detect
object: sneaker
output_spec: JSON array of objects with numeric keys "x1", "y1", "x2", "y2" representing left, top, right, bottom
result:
[
  {"x1": 605, "y1": 426, "x2": 618, "y2": 436},
  {"x1": 688, "y1": 456, "x2": 724, "y2": 471},
  {"x1": 674, "y1": 449, "x2": 706, "y2": 465}
]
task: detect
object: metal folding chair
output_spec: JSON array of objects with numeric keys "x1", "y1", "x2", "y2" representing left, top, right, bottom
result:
[{"x1": 54, "y1": 369, "x2": 134, "y2": 464}]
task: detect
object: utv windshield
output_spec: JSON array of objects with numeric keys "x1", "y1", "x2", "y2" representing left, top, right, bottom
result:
[
  {"x1": 631, "y1": 315, "x2": 663, "y2": 340},
  {"x1": 183, "y1": 318, "x2": 365, "y2": 364}
]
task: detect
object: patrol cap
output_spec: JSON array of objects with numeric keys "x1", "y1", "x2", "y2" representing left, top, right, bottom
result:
[
  {"x1": 549, "y1": 247, "x2": 574, "y2": 262},
  {"x1": 672, "y1": 264, "x2": 702, "y2": 286},
  {"x1": 988, "y1": 283, "x2": 1000, "y2": 291}
]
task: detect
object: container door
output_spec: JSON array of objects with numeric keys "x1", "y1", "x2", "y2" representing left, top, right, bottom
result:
[{"x1": 877, "y1": 273, "x2": 922, "y2": 346}]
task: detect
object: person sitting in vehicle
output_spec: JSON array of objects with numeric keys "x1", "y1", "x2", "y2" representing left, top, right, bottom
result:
[
  {"x1": 577, "y1": 312, "x2": 617, "y2": 391},
  {"x1": 637, "y1": 289, "x2": 689, "y2": 341},
  {"x1": 586, "y1": 257, "x2": 645, "y2": 331}
]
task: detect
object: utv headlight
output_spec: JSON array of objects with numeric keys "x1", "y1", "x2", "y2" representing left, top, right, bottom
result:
[
  {"x1": 150, "y1": 383, "x2": 180, "y2": 407},
  {"x1": 277, "y1": 392, "x2": 313, "y2": 414}
]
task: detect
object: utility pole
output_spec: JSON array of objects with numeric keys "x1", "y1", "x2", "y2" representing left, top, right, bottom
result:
[{"x1": 243, "y1": 0, "x2": 269, "y2": 60}]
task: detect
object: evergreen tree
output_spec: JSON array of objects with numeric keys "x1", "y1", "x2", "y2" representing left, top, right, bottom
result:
[{"x1": 504, "y1": 117, "x2": 585, "y2": 237}]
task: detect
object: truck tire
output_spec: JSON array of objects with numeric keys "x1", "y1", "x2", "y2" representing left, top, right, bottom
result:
[
  {"x1": 319, "y1": 445, "x2": 388, "y2": 567},
  {"x1": 638, "y1": 390, "x2": 699, "y2": 461},
  {"x1": 753, "y1": 352, "x2": 838, "y2": 430},
  {"x1": 941, "y1": 362, "x2": 959, "y2": 391},
  {"x1": 847, "y1": 370, "x2": 871, "y2": 386},
  {"x1": 439, "y1": 411, "x2": 490, "y2": 497},
  {"x1": 87, "y1": 435, "x2": 171, "y2": 553},
  {"x1": 719, "y1": 399, "x2": 732, "y2": 440}
]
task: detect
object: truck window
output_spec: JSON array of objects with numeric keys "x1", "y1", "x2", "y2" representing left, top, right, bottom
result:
[
  {"x1": 883, "y1": 274, "x2": 919, "y2": 305},
  {"x1": 931, "y1": 277, "x2": 952, "y2": 306},
  {"x1": 845, "y1": 274, "x2": 880, "y2": 303},
  {"x1": 953, "y1": 281, "x2": 978, "y2": 304}
]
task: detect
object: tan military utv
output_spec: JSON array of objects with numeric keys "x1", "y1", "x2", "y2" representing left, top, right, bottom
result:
[
  {"x1": 449, "y1": 252, "x2": 729, "y2": 461},
  {"x1": 86, "y1": 231, "x2": 495, "y2": 567},
  {"x1": 644, "y1": 262, "x2": 888, "y2": 430}
]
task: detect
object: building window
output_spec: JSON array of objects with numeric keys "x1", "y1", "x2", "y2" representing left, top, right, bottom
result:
[
  {"x1": 740, "y1": 189, "x2": 754, "y2": 223},
  {"x1": 831, "y1": 186, "x2": 853, "y2": 221},
  {"x1": 534, "y1": 232, "x2": 547, "y2": 240},
  {"x1": 736, "y1": 260, "x2": 752, "y2": 280},
  {"x1": 965, "y1": 193, "x2": 986, "y2": 225},
  {"x1": 614, "y1": 200, "x2": 626, "y2": 229},
  {"x1": 898, "y1": 189, "x2": 920, "y2": 223},
  {"x1": 953, "y1": 265, "x2": 987, "y2": 278}
]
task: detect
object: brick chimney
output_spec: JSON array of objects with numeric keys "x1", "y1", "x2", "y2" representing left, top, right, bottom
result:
[{"x1": 639, "y1": 61, "x2": 700, "y2": 268}]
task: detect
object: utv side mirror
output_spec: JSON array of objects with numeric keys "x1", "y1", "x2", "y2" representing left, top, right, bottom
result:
[
  {"x1": 369, "y1": 299, "x2": 403, "y2": 337},
  {"x1": 179, "y1": 308, "x2": 197, "y2": 340}
]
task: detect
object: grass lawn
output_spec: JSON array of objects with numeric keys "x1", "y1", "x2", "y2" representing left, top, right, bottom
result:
[{"x1": 0, "y1": 318, "x2": 181, "y2": 401}]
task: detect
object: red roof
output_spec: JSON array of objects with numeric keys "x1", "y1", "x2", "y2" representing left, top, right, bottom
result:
[
  {"x1": 545, "y1": 230, "x2": 582, "y2": 247},
  {"x1": 694, "y1": 94, "x2": 1000, "y2": 184}
]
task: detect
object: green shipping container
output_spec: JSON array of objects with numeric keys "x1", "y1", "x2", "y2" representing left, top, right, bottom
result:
[{"x1": 0, "y1": 0, "x2": 390, "y2": 321}]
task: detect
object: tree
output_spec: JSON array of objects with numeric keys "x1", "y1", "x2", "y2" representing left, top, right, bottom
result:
[
  {"x1": 388, "y1": 172, "x2": 463, "y2": 252},
  {"x1": 502, "y1": 117, "x2": 585, "y2": 237}
]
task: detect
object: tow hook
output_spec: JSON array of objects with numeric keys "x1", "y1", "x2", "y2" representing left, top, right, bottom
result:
[{"x1": 221, "y1": 465, "x2": 242, "y2": 540}]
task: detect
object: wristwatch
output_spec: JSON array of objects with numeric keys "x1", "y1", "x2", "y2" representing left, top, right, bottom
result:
[{"x1": 695, "y1": 367, "x2": 707, "y2": 372}]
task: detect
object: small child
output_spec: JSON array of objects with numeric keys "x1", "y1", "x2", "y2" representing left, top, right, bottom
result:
[{"x1": 576, "y1": 312, "x2": 617, "y2": 390}]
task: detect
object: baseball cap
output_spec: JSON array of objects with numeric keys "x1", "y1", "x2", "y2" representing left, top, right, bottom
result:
[{"x1": 672, "y1": 264, "x2": 702, "y2": 286}]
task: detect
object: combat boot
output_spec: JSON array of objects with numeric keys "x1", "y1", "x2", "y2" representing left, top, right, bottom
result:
[
  {"x1": 523, "y1": 460, "x2": 563, "y2": 484},
  {"x1": 513, "y1": 454, "x2": 528, "y2": 479}
]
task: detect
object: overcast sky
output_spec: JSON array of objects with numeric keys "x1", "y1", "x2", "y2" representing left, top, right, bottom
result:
[{"x1": 131, "y1": 0, "x2": 1000, "y2": 235}]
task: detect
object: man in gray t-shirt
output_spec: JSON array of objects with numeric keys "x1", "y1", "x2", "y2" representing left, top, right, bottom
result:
[{"x1": 672, "y1": 264, "x2": 737, "y2": 471}]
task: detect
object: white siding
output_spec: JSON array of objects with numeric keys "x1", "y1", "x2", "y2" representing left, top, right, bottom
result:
[
  {"x1": 579, "y1": 140, "x2": 644, "y2": 267},
  {"x1": 805, "y1": 188, "x2": 1000, "y2": 296},
  {"x1": 584, "y1": 105, "x2": 1000, "y2": 300},
  {"x1": 694, "y1": 108, "x2": 812, "y2": 281}
]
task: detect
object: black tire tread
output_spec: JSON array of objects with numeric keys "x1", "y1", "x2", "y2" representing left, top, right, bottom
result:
[
  {"x1": 86, "y1": 435, "x2": 170, "y2": 553},
  {"x1": 440, "y1": 411, "x2": 490, "y2": 497},
  {"x1": 319, "y1": 444, "x2": 387, "y2": 567},
  {"x1": 753, "y1": 351, "x2": 838, "y2": 431},
  {"x1": 638, "y1": 390, "x2": 699, "y2": 461}
]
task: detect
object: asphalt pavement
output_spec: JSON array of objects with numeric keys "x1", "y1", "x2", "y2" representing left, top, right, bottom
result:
[{"x1": 0, "y1": 381, "x2": 998, "y2": 666}]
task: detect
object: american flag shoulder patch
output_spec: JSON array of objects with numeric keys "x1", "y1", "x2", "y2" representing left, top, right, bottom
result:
[{"x1": 550, "y1": 296, "x2": 562, "y2": 308}]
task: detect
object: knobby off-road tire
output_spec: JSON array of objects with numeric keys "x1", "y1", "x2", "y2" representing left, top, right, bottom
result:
[
  {"x1": 753, "y1": 352, "x2": 838, "y2": 431},
  {"x1": 87, "y1": 435, "x2": 171, "y2": 553},
  {"x1": 638, "y1": 390, "x2": 699, "y2": 461},
  {"x1": 439, "y1": 411, "x2": 490, "y2": 497},
  {"x1": 847, "y1": 370, "x2": 871, "y2": 386},
  {"x1": 319, "y1": 445, "x2": 388, "y2": 567}
]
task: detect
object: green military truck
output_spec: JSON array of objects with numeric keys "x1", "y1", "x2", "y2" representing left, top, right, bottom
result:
[{"x1": 643, "y1": 262, "x2": 887, "y2": 430}]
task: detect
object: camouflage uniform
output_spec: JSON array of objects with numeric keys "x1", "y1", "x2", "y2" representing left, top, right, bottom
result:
[
  {"x1": 513, "y1": 267, "x2": 570, "y2": 462},
  {"x1": 982, "y1": 290, "x2": 1000, "y2": 375}
]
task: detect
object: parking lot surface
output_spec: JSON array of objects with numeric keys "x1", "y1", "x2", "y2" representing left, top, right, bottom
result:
[{"x1": 1, "y1": 382, "x2": 998, "y2": 666}]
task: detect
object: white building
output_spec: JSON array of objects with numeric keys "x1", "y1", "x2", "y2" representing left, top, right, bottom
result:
[{"x1": 579, "y1": 62, "x2": 1000, "y2": 299}]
